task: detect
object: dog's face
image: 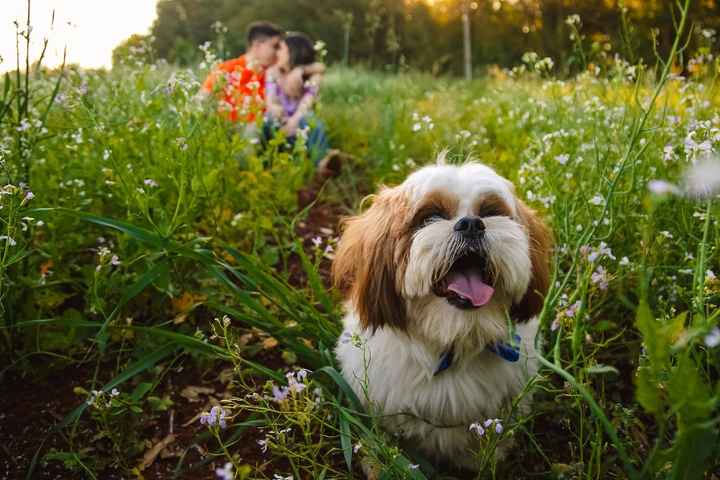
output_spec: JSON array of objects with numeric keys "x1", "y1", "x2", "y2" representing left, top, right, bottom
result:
[{"x1": 333, "y1": 162, "x2": 552, "y2": 352}]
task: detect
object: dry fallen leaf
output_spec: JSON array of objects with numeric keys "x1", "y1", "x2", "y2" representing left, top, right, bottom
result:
[
  {"x1": 171, "y1": 291, "x2": 206, "y2": 314},
  {"x1": 40, "y1": 259, "x2": 54, "y2": 277},
  {"x1": 138, "y1": 434, "x2": 175, "y2": 471},
  {"x1": 180, "y1": 385, "x2": 215, "y2": 402},
  {"x1": 219, "y1": 368, "x2": 234, "y2": 384}
]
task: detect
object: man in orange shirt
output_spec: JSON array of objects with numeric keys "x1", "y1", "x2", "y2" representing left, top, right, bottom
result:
[{"x1": 201, "y1": 21, "x2": 284, "y2": 123}]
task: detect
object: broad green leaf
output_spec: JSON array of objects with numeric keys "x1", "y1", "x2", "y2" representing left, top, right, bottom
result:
[
  {"x1": 295, "y1": 239, "x2": 334, "y2": 314},
  {"x1": 339, "y1": 415, "x2": 353, "y2": 471},
  {"x1": 130, "y1": 382, "x2": 154, "y2": 401},
  {"x1": 636, "y1": 366, "x2": 663, "y2": 415}
]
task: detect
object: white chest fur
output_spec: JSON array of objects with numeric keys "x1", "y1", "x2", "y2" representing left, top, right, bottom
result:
[{"x1": 335, "y1": 311, "x2": 540, "y2": 468}]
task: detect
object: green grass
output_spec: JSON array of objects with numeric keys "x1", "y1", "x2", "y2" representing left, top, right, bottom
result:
[{"x1": 2, "y1": 5, "x2": 720, "y2": 478}]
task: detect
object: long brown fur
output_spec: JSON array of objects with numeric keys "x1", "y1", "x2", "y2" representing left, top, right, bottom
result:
[
  {"x1": 512, "y1": 200, "x2": 553, "y2": 321},
  {"x1": 332, "y1": 188, "x2": 412, "y2": 331}
]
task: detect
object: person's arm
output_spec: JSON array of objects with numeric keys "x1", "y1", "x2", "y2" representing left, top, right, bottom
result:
[
  {"x1": 265, "y1": 67, "x2": 285, "y2": 121},
  {"x1": 284, "y1": 62, "x2": 327, "y2": 98},
  {"x1": 302, "y1": 62, "x2": 326, "y2": 76},
  {"x1": 281, "y1": 78, "x2": 320, "y2": 136}
]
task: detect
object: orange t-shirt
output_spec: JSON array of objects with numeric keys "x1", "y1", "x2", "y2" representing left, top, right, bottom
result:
[{"x1": 202, "y1": 55, "x2": 266, "y2": 123}]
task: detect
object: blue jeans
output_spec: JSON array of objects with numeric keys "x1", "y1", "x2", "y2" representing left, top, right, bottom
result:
[{"x1": 262, "y1": 115, "x2": 329, "y2": 165}]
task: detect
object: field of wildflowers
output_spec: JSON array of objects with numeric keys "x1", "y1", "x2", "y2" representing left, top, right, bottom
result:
[{"x1": 2, "y1": 3, "x2": 720, "y2": 479}]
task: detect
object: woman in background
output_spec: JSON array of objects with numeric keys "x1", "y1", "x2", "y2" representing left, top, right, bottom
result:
[{"x1": 264, "y1": 32, "x2": 329, "y2": 164}]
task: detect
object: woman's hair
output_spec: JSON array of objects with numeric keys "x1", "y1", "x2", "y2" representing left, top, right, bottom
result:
[{"x1": 284, "y1": 32, "x2": 315, "y2": 68}]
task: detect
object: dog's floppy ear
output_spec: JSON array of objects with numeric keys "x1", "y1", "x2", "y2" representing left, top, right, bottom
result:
[
  {"x1": 511, "y1": 200, "x2": 552, "y2": 321},
  {"x1": 332, "y1": 188, "x2": 411, "y2": 331}
]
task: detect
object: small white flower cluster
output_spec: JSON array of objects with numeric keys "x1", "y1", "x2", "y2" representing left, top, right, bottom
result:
[
  {"x1": 522, "y1": 51, "x2": 554, "y2": 72},
  {"x1": 411, "y1": 112, "x2": 434, "y2": 133},
  {"x1": 175, "y1": 137, "x2": 189, "y2": 152},
  {"x1": 96, "y1": 246, "x2": 120, "y2": 272},
  {"x1": 256, "y1": 426, "x2": 293, "y2": 455},
  {"x1": 525, "y1": 190, "x2": 556, "y2": 209},
  {"x1": 215, "y1": 462, "x2": 234, "y2": 480},
  {"x1": 58, "y1": 178, "x2": 86, "y2": 198},
  {"x1": 211, "y1": 20, "x2": 229, "y2": 35},
  {"x1": 86, "y1": 388, "x2": 120, "y2": 407},
  {"x1": 314, "y1": 40, "x2": 328, "y2": 60},
  {"x1": 565, "y1": 14, "x2": 581, "y2": 27},
  {"x1": 199, "y1": 41, "x2": 219, "y2": 70}
]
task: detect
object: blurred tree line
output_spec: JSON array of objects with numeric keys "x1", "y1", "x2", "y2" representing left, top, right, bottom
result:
[{"x1": 114, "y1": 0, "x2": 720, "y2": 75}]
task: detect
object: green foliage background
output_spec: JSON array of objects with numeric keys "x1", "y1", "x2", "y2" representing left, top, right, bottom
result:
[{"x1": 126, "y1": 0, "x2": 720, "y2": 75}]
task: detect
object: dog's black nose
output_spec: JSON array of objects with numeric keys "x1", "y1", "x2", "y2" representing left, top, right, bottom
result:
[{"x1": 454, "y1": 216, "x2": 485, "y2": 239}]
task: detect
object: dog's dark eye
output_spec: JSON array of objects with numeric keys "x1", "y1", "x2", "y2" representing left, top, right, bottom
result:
[
  {"x1": 479, "y1": 208, "x2": 502, "y2": 217},
  {"x1": 425, "y1": 213, "x2": 444, "y2": 223},
  {"x1": 418, "y1": 210, "x2": 447, "y2": 228},
  {"x1": 477, "y1": 206, "x2": 506, "y2": 218},
  {"x1": 475, "y1": 196, "x2": 511, "y2": 218}
]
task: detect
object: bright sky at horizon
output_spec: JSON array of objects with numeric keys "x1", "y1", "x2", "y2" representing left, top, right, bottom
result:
[{"x1": 0, "y1": 0, "x2": 159, "y2": 73}]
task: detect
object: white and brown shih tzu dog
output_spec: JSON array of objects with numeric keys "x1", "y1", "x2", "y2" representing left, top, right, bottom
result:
[{"x1": 333, "y1": 160, "x2": 552, "y2": 471}]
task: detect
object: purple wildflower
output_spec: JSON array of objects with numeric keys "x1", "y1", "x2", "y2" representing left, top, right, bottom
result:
[
  {"x1": 565, "y1": 301, "x2": 581, "y2": 318},
  {"x1": 591, "y1": 266, "x2": 609, "y2": 290},
  {"x1": 272, "y1": 385, "x2": 289, "y2": 403},
  {"x1": 200, "y1": 406, "x2": 228, "y2": 429},
  {"x1": 469, "y1": 422, "x2": 485, "y2": 437},
  {"x1": 495, "y1": 421, "x2": 504, "y2": 434}
]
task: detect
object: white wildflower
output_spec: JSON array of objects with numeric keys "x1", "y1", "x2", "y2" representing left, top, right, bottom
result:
[
  {"x1": 705, "y1": 327, "x2": 720, "y2": 348},
  {"x1": 683, "y1": 156, "x2": 720, "y2": 198},
  {"x1": 647, "y1": 180, "x2": 681, "y2": 196}
]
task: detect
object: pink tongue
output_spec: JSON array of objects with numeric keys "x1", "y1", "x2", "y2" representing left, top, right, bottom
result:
[{"x1": 446, "y1": 270, "x2": 495, "y2": 307}]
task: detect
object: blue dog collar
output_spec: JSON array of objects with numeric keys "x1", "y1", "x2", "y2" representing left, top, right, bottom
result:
[
  {"x1": 486, "y1": 334, "x2": 522, "y2": 363},
  {"x1": 434, "y1": 334, "x2": 521, "y2": 376}
]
